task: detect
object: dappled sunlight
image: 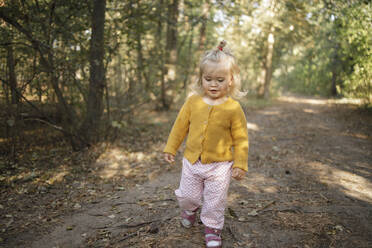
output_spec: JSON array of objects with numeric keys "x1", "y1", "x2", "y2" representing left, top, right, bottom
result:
[
  {"x1": 279, "y1": 96, "x2": 365, "y2": 106},
  {"x1": 259, "y1": 110, "x2": 281, "y2": 115},
  {"x1": 98, "y1": 162, "x2": 132, "y2": 179},
  {"x1": 342, "y1": 132, "x2": 370, "y2": 140},
  {"x1": 228, "y1": 192, "x2": 241, "y2": 204},
  {"x1": 308, "y1": 161, "x2": 372, "y2": 203},
  {"x1": 97, "y1": 148, "x2": 151, "y2": 163},
  {"x1": 151, "y1": 114, "x2": 172, "y2": 124},
  {"x1": 246, "y1": 122, "x2": 260, "y2": 131},
  {"x1": 303, "y1": 108, "x2": 318, "y2": 114},
  {"x1": 140, "y1": 110, "x2": 173, "y2": 125},
  {"x1": 96, "y1": 147, "x2": 125, "y2": 161},
  {"x1": 3, "y1": 164, "x2": 70, "y2": 187},
  {"x1": 332, "y1": 98, "x2": 364, "y2": 105},
  {"x1": 238, "y1": 172, "x2": 279, "y2": 194},
  {"x1": 279, "y1": 96, "x2": 329, "y2": 105},
  {"x1": 261, "y1": 186, "x2": 278, "y2": 193},
  {"x1": 45, "y1": 170, "x2": 68, "y2": 185},
  {"x1": 96, "y1": 147, "x2": 161, "y2": 180}
]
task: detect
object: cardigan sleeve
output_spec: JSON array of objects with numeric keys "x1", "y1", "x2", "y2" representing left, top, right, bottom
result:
[
  {"x1": 231, "y1": 104, "x2": 249, "y2": 171},
  {"x1": 163, "y1": 97, "x2": 191, "y2": 155}
]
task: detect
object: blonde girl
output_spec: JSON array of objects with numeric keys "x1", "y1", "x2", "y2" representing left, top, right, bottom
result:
[{"x1": 164, "y1": 41, "x2": 249, "y2": 248}]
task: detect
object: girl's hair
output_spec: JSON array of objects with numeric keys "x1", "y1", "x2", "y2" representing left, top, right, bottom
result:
[{"x1": 191, "y1": 40, "x2": 246, "y2": 99}]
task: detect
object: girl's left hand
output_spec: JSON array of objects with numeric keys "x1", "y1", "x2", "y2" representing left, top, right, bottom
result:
[{"x1": 232, "y1": 168, "x2": 245, "y2": 180}]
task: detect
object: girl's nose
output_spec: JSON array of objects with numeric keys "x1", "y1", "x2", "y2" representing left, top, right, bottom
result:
[{"x1": 210, "y1": 80, "x2": 218, "y2": 86}]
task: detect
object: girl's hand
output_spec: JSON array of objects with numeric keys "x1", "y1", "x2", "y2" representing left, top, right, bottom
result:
[
  {"x1": 164, "y1": 153, "x2": 175, "y2": 164},
  {"x1": 232, "y1": 168, "x2": 245, "y2": 180}
]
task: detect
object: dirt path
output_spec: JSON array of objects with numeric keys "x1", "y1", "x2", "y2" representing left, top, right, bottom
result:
[{"x1": 5, "y1": 95, "x2": 372, "y2": 247}]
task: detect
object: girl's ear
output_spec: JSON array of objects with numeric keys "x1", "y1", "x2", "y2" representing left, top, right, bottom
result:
[{"x1": 229, "y1": 75, "x2": 234, "y2": 86}]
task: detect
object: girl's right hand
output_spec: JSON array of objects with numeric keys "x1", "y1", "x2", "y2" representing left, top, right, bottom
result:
[{"x1": 164, "y1": 153, "x2": 175, "y2": 164}]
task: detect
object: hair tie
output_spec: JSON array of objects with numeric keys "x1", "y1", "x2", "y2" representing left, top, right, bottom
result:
[{"x1": 217, "y1": 40, "x2": 226, "y2": 51}]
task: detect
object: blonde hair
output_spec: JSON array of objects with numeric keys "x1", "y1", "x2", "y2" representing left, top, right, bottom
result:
[{"x1": 191, "y1": 41, "x2": 246, "y2": 99}]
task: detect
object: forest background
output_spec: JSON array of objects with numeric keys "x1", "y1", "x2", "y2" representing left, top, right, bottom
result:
[
  {"x1": 0, "y1": 0, "x2": 371, "y2": 152},
  {"x1": 0, "y1": 0, "x2": 372, "y2": 247}
]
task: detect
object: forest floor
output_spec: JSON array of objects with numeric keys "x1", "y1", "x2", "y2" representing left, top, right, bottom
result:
[{"x1": 1, "y1": 95, "x2": 372, "y2": 248}]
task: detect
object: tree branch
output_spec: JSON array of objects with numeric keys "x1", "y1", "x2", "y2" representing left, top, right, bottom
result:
[
  {"x1": 0, "y1": 7, "x2": 52, "y2": 72},
  {"x1": 0, "y1": 77, "x2": 88, "y2": 147}
]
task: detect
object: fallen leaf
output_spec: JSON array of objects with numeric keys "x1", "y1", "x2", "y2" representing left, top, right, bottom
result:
[
  {"x1": 228, "y1": 207, "x2": 238, "y2": 218},
  {"x1": 74, "y1": 203, "x2": 82, "y2": 209},
  {"x1": 335, "y1": 225, "x2": 344, "y2": 232},
  {"x1": 247, "y1": 210, "x2": 258, "y2": 216},
  {"x1": 66, "y1": 226, "x2": 74, "y2": 231}
]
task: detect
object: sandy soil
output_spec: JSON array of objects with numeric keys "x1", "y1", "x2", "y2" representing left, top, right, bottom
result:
[{"x1": 1, "y1": 95, "x2": 372, "y2": 248}]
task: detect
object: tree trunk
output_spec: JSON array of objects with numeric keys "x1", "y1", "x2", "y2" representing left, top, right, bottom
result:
[
  {"x1": 166, "y1": 0, "x2": 179, "y2": 66},
  {"x1": 198, "y1": 0, "x2": 210, "y2": 51},
  {"x1": 136, "y1": 27, "x2": 144, "y2": 90},
  {"x1": 258, "y1": 30, "x2": 275, "y2": 99},
  {"x1": 183, "y1": 28, "x2": 194, "y2": 91},
  {"x1": 115, "y1": 52, "x2": 123, "y2": 106},
  {"x1": 6, "y1": 45, "x2": 19, "y2": 162},
  {"x1": 79, "y1": 0, "x2": 106, "y2": 146},
  {"x1": 156, "y1": 0, "x2": 165, "y2": 109},
  {"x1": 7, "y1": 45, "x2": 19, "y2": 105},
  {"x1": 330, "y1": 43, "x2": 340, "y2": 97},
  {"x1": 331, "y1": 70, "x2": 337, "y2": 96},
  {"x1": 161, "y1": 0, "x2": 179, "y2": 109}
]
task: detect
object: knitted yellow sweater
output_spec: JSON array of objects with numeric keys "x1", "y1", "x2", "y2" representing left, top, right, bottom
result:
[{"x1": 164, "y1": 95, "x2": 249, "y2": 171}]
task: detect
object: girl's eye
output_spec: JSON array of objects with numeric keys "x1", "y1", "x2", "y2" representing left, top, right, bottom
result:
[
  {"x1": 205, "y1": 78, "x2": 212, "y2": 81},
  {"x1": 218, "y1": 79, "x2": 225, "y2": 82}
]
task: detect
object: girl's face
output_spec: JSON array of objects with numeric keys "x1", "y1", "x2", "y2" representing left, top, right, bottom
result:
[{"x1": 201, "y1": 61, "x2": 232, "y2": 100}]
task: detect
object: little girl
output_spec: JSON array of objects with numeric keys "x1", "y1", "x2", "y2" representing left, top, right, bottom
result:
[{"x1": 163, "y1": 41, "x2": 248, "y2": 248}]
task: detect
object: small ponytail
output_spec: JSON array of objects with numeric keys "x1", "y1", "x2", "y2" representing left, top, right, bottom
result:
[{"x1": 217, "y1": 40, "x2": 227, "y2": 51}]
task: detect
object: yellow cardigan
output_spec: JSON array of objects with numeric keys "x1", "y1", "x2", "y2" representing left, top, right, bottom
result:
[{"x1": 164, "y1": 95, "x2": 249, "y2": 171}]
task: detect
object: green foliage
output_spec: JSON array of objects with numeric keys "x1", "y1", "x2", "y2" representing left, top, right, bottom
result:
[
  {"x1": 277, "y1": 1, "x2": 372, "y2": 104},
  {"x1": 338, "y1": 3, "x2": 372, "y2": 103},
  {"x1": 1, "y1": 0, "x2": 371, "y2": 146}
]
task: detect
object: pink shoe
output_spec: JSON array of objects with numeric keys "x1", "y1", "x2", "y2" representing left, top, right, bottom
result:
[
  {"x1": 180, "y1": 209, "x2": 197, "y2": 228},
  {"x1": 205, "y1": 226, "x2": 222, "y2": 248}
]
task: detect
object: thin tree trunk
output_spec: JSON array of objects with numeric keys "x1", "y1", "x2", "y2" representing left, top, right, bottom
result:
[
  {"x1": 136, "y1": 28, "x2": 143, "y2": 89},
  {"x1": 330, "y1": 43, "x2": 340, "y2": 96},
  {"x1": 198, "y1": 0, "x2": 210, "y2": 51},
  {"x1": 183, "y1": 28, "x2": 194, "y2": 91},
  {"x1": 156, "y1": 0, "x2": 166, "y2": 109},
  {"x1": 115, "y1": 52, "x2": 123, "y2": 106},
  {"x1": 161, "y1": 0, "x2": 179, "y2": 109},
  {"x1": 126, "y1": 0, "x2": 135, "y2": 101},
  {"x1": 79, "y1": 0, "x2": 106, "y2": 146},
  {"x1": 7, "y1": 45, "x2": 18, "y2": 105},
  {"x1": 258, "y1": 29, "x2": 275, "y2": 99},
  {"x1": 6, "y1": 45, "x2": 18, "y2": 162},
  {"x1": 331, "y1": 69, "x2": 337, "y2": 96}
]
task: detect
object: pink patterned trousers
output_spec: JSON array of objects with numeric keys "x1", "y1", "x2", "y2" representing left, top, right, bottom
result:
[{"x1": 175, "y1": 157, "x2": 233, "y2": 230}]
